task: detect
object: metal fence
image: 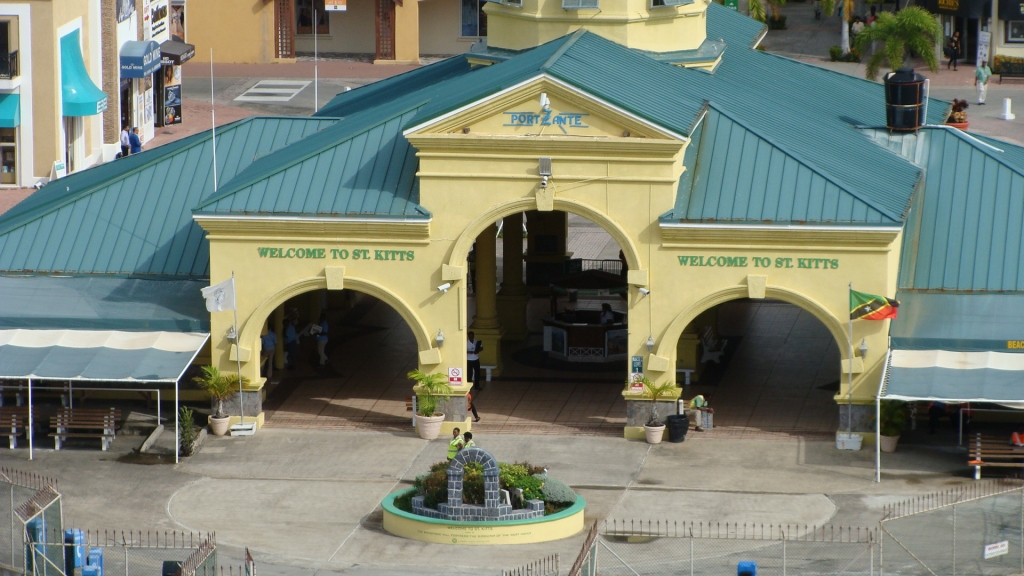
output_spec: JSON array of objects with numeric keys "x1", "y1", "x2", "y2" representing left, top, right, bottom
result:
[
  {"x1": 501, "y1": 553, "x2": 559, "y2": 576},
  {"x1": 879, "y1": 478, "x2": 1024, "y2": 576},
  {"x1": 0, "y1": 466, "x2": 219, "y2": 576},
  {"x1": 568, "y1": 523, "x2": 598, "y2": 576},
  {"x1": 594, "y1": 519, "x2": 876, "y2": 576}
]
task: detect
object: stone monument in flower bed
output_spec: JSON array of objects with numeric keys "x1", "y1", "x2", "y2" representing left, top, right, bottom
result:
[{"x1": 397, "y1": 447, "x2": 577, "y2": 521}]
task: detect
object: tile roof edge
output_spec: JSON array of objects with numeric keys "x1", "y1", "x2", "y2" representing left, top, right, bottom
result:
[
  {"x1": 704, "y1": 102, "x2": 910, "y2": 223},
  {"x1": 193, "y1": 101, "x2": 430, "y2": 212},
  {"x1": 0, "y1": 116, "x2": 270, "y2": 239}
]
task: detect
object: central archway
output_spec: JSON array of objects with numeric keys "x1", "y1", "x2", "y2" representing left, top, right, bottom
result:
[{"x1": 447, "y1": 197, "x2": 645, "y2": 283}]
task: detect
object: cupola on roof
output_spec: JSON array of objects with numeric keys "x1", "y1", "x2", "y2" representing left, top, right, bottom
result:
[{"x1": 484, "y1": 0, "x2": 709, "y2": 54}]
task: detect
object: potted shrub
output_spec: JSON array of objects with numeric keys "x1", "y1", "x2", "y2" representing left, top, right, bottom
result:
[
  {"x1": 632, "y1": 376, "x2": 677, "y2": 444},
  {"x1": 408, "y1": 369, "x2": 453, "y2": 440},
  {"x1": 878, "y1": 400, "x2": 909, "y2": 453},
  {"x1": 193, "y1": 365, "x2": 248, "y2": 436},
  {"x1": 947, "y1": 99, "x2": 969, "y2": 131},
  {"x1": 178, "y1": 406, "x2": 199, "y2": 457}
]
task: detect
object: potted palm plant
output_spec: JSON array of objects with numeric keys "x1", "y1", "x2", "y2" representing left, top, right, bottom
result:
[
  {"x1": 631, "y1": 376, "x2": 677, "y2": 445},
  {"x1": 852, "y1": 7, "x2": 942, "y2": 81},
  {"x1": 193, "y1": 365, "x2": 248, "y2": 436},
  {"x1": 408, "y1": 369, "x2": 453, "y2": 440},
  {"x1": 878, "y1": 400, "x2": 910, "y2": 453}
]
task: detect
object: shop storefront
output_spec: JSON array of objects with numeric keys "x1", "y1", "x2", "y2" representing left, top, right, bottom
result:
[
  {"x1": 922, "y1": 0, "x2": 991, "y2": 64},
  {"x1": 60, "y1": 28, "x2": 107, "y2": 174},
  {"x1": 996, "y1": 0, "x2": 1024, "y2": 58}
]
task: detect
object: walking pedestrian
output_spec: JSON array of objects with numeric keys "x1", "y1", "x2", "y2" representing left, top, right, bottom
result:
[
  {"x1": 312, "y1": 312, "x2": 329, "y2": 366},
  {"x1": 946, "y1": 32, "x2": 961, "y2": 71},
  {"x1": 468, "y1": 390, "x2": 480, "y2": 422},
  {"x1": 467, "y1": 331, "x2": 483, "y2": 389},
  {"x1": 260, "y1": 327, "x2": 278, "y2": 380},
  {"x1": 976, "y1": 60, "x2": 992, "y2": 105},
  {"x1": 120, "y1": 125, "x2": 131, "y2": 158},
  {"x1": 284, "y1": 316, "x2": 300, "y2": 369},
  {"x1": 129, "y1": 127, "x2": 143, "y2": 154},
  {"x1": 447, "y1": 427, "x2": 464, "y2": 460}
]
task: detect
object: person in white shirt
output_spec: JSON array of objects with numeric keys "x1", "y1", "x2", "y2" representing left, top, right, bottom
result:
[
  {"x1": 120, "y1": 125, "x2": 131, "y2": 158},
  {"x1": 467, "y1": 331, "x2": 483, "y2": 389},
  {"x1": 599, "y1": 303, "x2": 615, "y2": 325}
]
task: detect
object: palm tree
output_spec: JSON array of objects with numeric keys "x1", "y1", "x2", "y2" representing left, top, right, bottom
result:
[
  {"x1": 853, "y1": 7, "x2": 942, "y2": 80},
  {"x1": 821, "y1": 0, "x2": 856, "y2": 54},
  {"x1": 193, "y1": 365, "x2": 249, "y2": 418},
  {"x1": 748, "y1": 0, "x2": 786, "y2": 25},
  {"x1": 407, "y1": 369, "x2": 453, "y2": 417}
]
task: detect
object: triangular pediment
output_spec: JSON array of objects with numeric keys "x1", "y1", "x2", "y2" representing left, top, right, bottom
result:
[{"x1": 405, "y1": 76, "x2": 683, "y2": 142}]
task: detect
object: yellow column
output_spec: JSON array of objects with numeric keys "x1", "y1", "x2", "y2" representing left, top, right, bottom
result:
[
  {"x1": 392, "y1": 0, "x2": 421, "y2": 65},
  {"x1": 497, "y1": 213, "x2": 528, "y2": 341},
  {"x1": 471, "y1": 223, "x2": 504, "y2": 374}
]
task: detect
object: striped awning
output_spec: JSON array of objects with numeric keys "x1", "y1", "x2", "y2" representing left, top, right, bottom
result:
[
  {"x1": 0, "y1": 329, "x2": 208, "y2": 383},
  {"x1": 882, "y1": 349, "x2": 1024, "y2": 402}
]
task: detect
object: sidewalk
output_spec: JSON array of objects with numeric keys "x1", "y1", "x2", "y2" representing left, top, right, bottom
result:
[{"x1": 182, "y1": 58, "x2": 421, "y2": 82}]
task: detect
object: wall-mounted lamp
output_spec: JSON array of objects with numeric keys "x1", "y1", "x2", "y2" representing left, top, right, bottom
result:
[
  {"x1": 539, "y1": 92, "x2": 551, "y2": 112},
  {"x1": 436, "y1": 329, "x2": 445, "y2": 348},
  {"x1": 437, "y1": 283, "x2": 452, "y2": 294},
  {"x1": 638, "y1": 287, "x2": 651, "y2": 298},
  {"x1": 226, "y1": 325, "x2": 237, "y2": 341},
  {"x1": 646, "y1": 335, "x2": 655, "y2": 352},
  {"x1": 858, "y1": 338, "x2": 868, "y2": 358}
]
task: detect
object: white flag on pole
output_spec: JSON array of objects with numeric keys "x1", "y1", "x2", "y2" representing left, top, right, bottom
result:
[{"x1": 201, "y1": 278, "x2": 235, "y2": 312}]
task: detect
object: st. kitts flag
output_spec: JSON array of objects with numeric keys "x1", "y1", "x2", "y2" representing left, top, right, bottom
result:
[{"x1": 850, "y1": 290, "x2": 899, "y2": 320}]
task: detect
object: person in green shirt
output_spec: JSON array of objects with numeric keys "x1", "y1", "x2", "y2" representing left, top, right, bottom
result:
[
  {"x1": 447, "y1": 428, "x2": 464, "y2": 460},
  {"x1": 976, "y1": 62, "x2": 992, "y2": 105},
  {"x1": 686, "y1": 394, "x2": 714, "y2": 432}
]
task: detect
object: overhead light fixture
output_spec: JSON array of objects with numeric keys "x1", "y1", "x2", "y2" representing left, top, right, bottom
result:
[
  {"x1": 646, "y1": 335, "x2": 655, "y2": 352},
  {"x1": 638, "y1": 287, "x2": 650, "y2": 298},
  {"x1": 226, "y1": 325, "x2": 237, "y2": 341},
  {"x1": 437, "y1": 283, "x2": 452, "y2": 294},
  {"x1": 435, "y1": 329, "x2": 445, "y2": 348},
  {"x1": 858, "y1": 338, "x2": 868, "y2": 358}
]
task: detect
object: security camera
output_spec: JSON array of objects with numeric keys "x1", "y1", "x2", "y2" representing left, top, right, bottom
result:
[
  {"x1": 541, "y1": 175, "x2": 549, "y2": 188},
  {"x1": 437, "y1": 283, "x2": 452, "y2": 293},
  {"x1": 638, "y1": 287, "x2": 651, "y2": 297}
]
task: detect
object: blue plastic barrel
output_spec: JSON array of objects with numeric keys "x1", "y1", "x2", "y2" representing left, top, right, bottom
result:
[
  {"x1": 64, "y1": 529, "x2": 85, "y2": 569},
  {"x1": 87, "y1": 547, "x2": 104, "y2": 575},
  {"x1": 738, "y1": 560, "x2": 757, "y2": 576}
]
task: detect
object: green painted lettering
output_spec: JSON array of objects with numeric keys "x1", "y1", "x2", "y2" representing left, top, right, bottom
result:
[
  {"x1": 798, "y1": 258, "x2": 809, "y2": 269},
  {"x1": 407, "y1": 250, "x2": 415, "y2": 261},
  {"x1": 375, "y1": 250, "x2": 385, "y2": 260},
  {"x1": 831, "y1": 259, "x2": 839, "y2": 269},
  {"x1": 258, "y1": 247, "x2": 271, "y2": 257}
]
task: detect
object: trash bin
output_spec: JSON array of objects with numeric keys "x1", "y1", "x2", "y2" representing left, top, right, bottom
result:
[
  {"x1": 666, "y1": 414, "x2": 689, "y2": 443},
  {"x1": 162, "y1": 561, "x2": 183, "y2": 576},
  {"x1": 738, "y1": 560, "x2": 757, "y2": 576},
  {"x1": 64, "y1": 528, "x2": 85, "y2": 569}
]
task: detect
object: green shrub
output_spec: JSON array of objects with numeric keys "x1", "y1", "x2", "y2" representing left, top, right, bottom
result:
[
  {"x1": 767, "y1": 15, "x2": 787, "y2": 30},
  {"x1": 993, "y1": 55, "x2": 1024, "y2": 74},
  {"x1": 829, "y1": 45, "x2": 862, "y2": 63},
  {"x1": 178, "y1": 407, "x2": 197, "y2": 457},
  {"x1": 536, "y1": 474, "x2": 577, "y2": 505},
  {"x1": 394, "y1": 490, "x2": 413, "y2": 512}
]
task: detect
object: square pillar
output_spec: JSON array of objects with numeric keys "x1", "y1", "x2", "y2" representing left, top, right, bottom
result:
[
  {"x1": 497, "y1": 213, "x2": 529, "y2": 341},
  {"x1": 470, "y1": 223, "x2": 504, "y2": 374},
  {"x1": 393, "y1": 0, "x2": 421, "y2": 64}
]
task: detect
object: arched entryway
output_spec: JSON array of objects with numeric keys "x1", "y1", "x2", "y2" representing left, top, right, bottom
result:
[{"x1": 660, "y1": 289, "x2": 848, "y2": 437}]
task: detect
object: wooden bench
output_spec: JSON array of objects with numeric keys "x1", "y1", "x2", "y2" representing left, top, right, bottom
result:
[
  {"x1": 49, "y1": 408, "x2": 120, "y2": 451},
  {"x1": 699, "y1": 326, "x2": 727, "y2": 364},
  {"x1": 969, "y1": 433, "x2": 1024, "y2": 479},
  {"x1": 0, "y1": 406, "x2": 30, "y2": 449},
  {"x1": 481, "y1": 365, "x2": 496, "y2": 382}
]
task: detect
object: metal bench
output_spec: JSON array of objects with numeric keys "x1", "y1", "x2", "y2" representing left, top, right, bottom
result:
[
  {"x1": 49, "y1": 408, "x2": 120, "y2": 451},
  {"x1": 0, "y1": 406, "x2": 30, "y2": 449},
  {"x1": 699, "y1": 326, "x2": 727, "y2": 364}
]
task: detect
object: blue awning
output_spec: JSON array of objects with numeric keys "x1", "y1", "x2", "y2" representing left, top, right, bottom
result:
[
  {"x1": 0, "y1": 93, "x2": 20, "y2": 128},
  {"x1": 120, "y1": 40, "x2": 161, "y2": 78},
  {"x1": 60, "y1": 29, "x2": 108, "y2": 116}
]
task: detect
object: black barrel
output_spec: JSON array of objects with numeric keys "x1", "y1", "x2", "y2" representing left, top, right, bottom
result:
[
  {"x1": 884, "y1": 68, "x2": 926, "y2": 131},
  {"x1": 667, "y1": 414, "x2": 689, "y2": 443}
]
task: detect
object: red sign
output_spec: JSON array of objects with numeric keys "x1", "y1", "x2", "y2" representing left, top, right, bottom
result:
[{"x1": 448, "y1": 367, "x2": 463, "y2": 385}]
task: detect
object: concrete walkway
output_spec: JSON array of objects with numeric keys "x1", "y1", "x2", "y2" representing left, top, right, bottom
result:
[{"x1": 2, "y1": 424, "x2": 977, "y2": 575}]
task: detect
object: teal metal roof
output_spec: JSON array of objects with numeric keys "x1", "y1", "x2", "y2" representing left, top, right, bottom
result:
[
  {"x1": 0, "y1": 117, "x2": 337, "y2": 277},
  {"x1": 195, "y1": 105, "x2": 429, "y2": 218},
  {"x1": 665, "y1": 107, "x2": 900, "y2": 224},
  {"x1": 888, "y1": 127, "x2": 1024, "y2": 292}
]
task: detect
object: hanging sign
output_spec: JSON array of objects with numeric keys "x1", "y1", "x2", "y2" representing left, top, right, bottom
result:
[
  {"x1": 984, "y1": 541, "x2": 1009, "y2": 559},
  {"x1": 51, "y1": 161, "x2": 66, "y2": 180},
  {"x1": 448, "y1": 367, "x2": 463, "y2": 385},
  {"x1": 325, "y1": 0, "x2": 347, "y2": 10},
  {"x1": 629, "y1": 356, "x2": 644, "y2": 391}
]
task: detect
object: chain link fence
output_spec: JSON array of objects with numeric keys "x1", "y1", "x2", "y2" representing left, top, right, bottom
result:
[
  {"x1": 880, "y1": 478, "x2": 1024, "y2": 576},
  {"x1": 0, "y1": 467, "x2": 219, "y2": 576},
  {"x1": 593, "y1": 520, "x2": 875, "y2": 576}
]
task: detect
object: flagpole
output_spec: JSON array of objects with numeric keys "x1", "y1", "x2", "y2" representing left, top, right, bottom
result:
[
  {"x1": 848, "y1": 282, "x2": 854, "y2": 438},
  {"x1": 210, "y1": 49, "x2": 218, "y2": 193},
  {"x1": 232, "y1": 271, "x2": 244, "y2": 427},
  {"x1": 314, "y1": 8, "x2": 319, "y2": 112}
]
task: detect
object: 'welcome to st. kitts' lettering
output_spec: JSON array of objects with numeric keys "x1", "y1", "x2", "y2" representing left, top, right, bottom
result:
[
  {"x1": 256, "y1": 247, "x2": 415, "y2": 261},
  {"x1": 678, "y1": 255, "x2": 839, "y2": 269}
]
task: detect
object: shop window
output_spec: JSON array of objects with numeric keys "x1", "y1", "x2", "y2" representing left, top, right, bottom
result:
[
  {"x1": 296, "y1": 0, "x2": 329, "y2": 35},
  {"x1": 652, "y1": 0, "x2": 690, "y2": 6},
  {"x1": 1008, "y1": 21, "x2": 1024, "y2": 42},
  {"x1": 462, "y1": 0, "x2": 488, "y2": 37},
  {"x1": 0, "y1": 20, "x2": 18, "y2": 79},
  {"x1": 563, "y1": 0, "x2": 599, "y2": 8},
  {"x1": 0, "y1": 128, "x2": 15, "y2": 185}
]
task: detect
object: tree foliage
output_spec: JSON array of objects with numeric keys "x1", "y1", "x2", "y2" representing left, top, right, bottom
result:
[{"x1": 853, "y1": 7, "x2": 942, "y2": 80}]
